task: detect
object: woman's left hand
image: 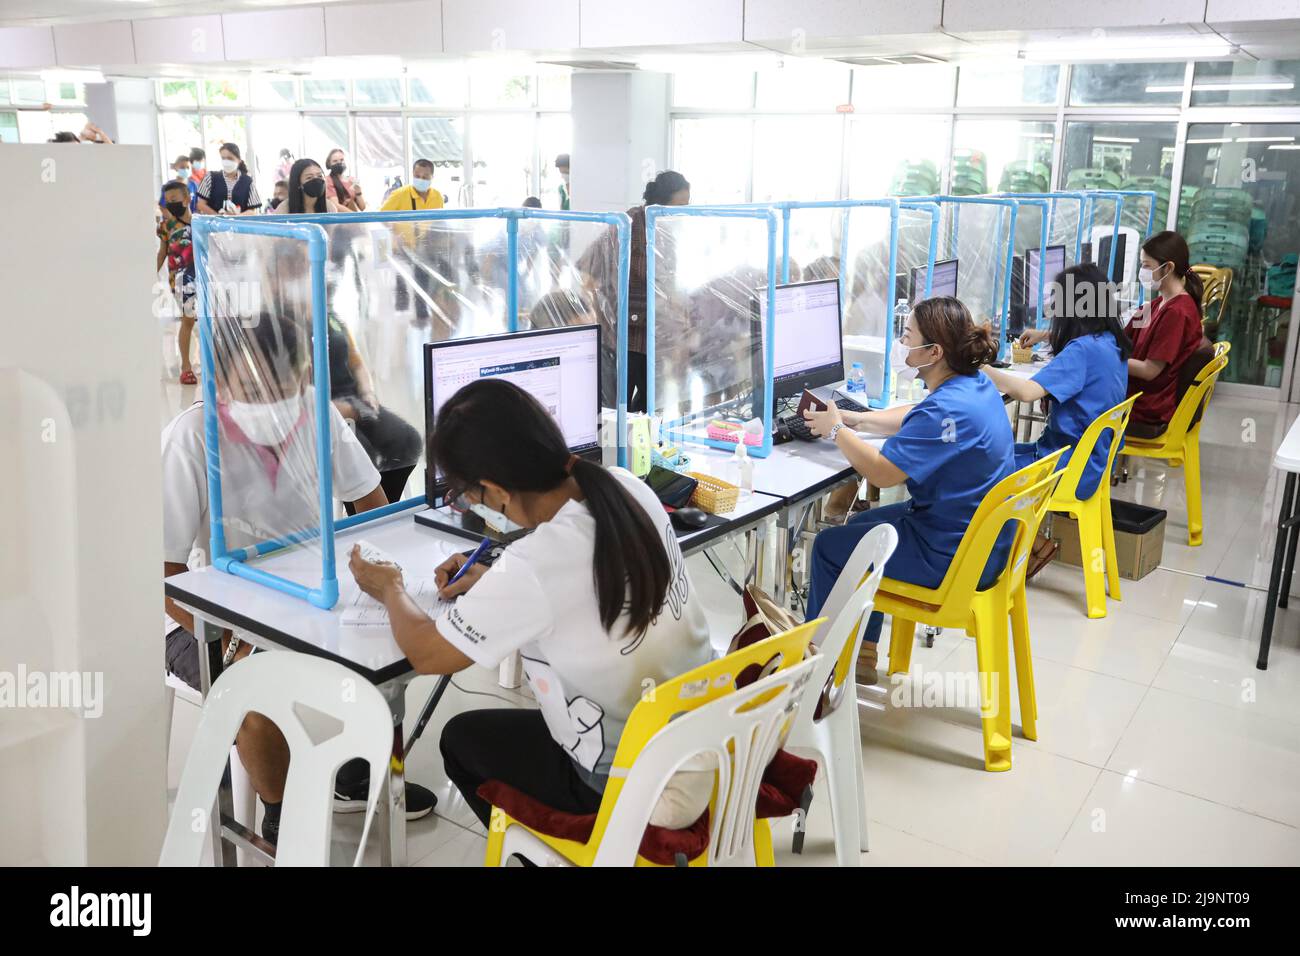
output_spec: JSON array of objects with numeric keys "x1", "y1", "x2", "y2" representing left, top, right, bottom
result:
[
  {"x1": 349, "y1": 545, "x2": 404, "y2": 601},
  {"x1": 803, "y1": 401, "x2": 843, "y2": 439}
]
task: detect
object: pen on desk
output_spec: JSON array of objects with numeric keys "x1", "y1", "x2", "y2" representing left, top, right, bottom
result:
[{"x1": 447, "y1": 537, "x2": 492, "y2": 587}]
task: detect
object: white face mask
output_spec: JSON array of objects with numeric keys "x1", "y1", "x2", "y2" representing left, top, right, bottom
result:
[
  {"x1": 411, "y1": 177, "x2": 432, "y2": 193},
  {"x1": 891, "y1": 336, "x2": 937, "y2": 380},
  {"x1": 226, "y1": 392, "x2": 302, "y2": 446},
  {"x1": 470, "y1": 501, "x2": 523, "y2": 534},
  {"x1": 221, "y1": 158, "x2": 239, "y2": 175},
  {"x1": 1139, "y1": 263, "x2": 1168, "y2": 289}
]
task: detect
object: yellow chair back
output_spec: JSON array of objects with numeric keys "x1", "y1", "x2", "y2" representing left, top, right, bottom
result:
[
  {"x1": 1192, "y1": 264, "x2": 1233, "y2": 329},
  {"x1": 1050, "y1": 394, "x2": 1140, "y2": 505}
]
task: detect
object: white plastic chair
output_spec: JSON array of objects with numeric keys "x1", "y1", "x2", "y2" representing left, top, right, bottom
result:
[
  {"x1": 161, "y1": 651, "x2": 393, "y2": 867},
  {"x1": 495, "y1": 655, "x2": 819, "y2": 867},
  {"x1": 787, "y1": 523, "x2": 897, "y2": 865}
]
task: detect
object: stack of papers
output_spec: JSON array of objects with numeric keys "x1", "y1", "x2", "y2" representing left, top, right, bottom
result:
[{"x1": 341, "y1": 578, "x2": 453, "y2": 627}]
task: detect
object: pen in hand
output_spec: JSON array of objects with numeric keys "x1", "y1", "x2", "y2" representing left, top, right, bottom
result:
[{"x1": 446, "y1": 538, "x2": 492, "y2": 589}]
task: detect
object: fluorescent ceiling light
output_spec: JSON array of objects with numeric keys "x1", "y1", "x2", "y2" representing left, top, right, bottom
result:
[
  {"x1": 1093, "y1": 136, "x2": 1140, "y2": 144},
  {"x1": 1267, "y1": 144, "x2": 1300, "y2": 150},
  {"x1": 40, "y1": 68, "x2": 104, "y2": 84},
  {"x1": 1235, "y1": 135, "x2": 1295, "y2": 143},
  {"x1": 1187, "y1": 137, "x2": 1230, "y2": 144},
  {"x1": 1193, "y1": 80, "x2": 1295, "y2": 92},
  {"x1": 1022, "y1": 37, "x2": 1234, "y2": 62},
  {"x1": 1144, "y1": 84, "x2": 1184, "y2": 93}
]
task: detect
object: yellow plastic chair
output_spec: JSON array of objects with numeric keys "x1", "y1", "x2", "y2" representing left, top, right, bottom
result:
[
  {"x1": 1123, "y1": 342, "x2": 1230, "y2": 546},
  {"x1": 1047, "y1": 394, "x2": 1140, "y2": 619},
  {"x1": 483, "y1": 622, "x2": 822, "y2": 868},
  {"x1": 1192, "y1": 264, "x2": 1233, "y2": 332},
  {"x1": 874, "y1": 450, "x2": 1067, "y2": 772}
]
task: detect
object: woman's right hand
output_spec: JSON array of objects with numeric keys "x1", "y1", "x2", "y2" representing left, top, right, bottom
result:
[
  {"x1": 434, "y1": 552, "x2": 488, "y2": 599},
  {"x1": 1017, "y1": 328, "x2": 1048, "y2": 349}
]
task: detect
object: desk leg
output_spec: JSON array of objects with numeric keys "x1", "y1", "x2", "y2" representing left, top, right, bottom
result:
[
  {"x1": 194, "y1": 614, "x2": 237, "y2": 868},
  {"x1": 378, "y1": 684, "x2": 408, "y2": 867},
  {"x1": 1258, "y1": 472, "x2": 1297, "y2": 671},
  {"x1": 1281, "y1": 506, "x2": 1300, "y2": 611},
  {"x1": 772, "y1": 507, "x2": 792, "y2": 608},
  {"x1": 498, "y1": 652, "x2": 523, "y2": 689}
]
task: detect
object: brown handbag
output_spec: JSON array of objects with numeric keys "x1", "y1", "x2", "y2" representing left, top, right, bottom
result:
[{"x1": 727, "y1": 585, "x2": 839, "y2": 720}]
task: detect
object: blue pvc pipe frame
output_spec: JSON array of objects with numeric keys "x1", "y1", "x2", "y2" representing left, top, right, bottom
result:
[
  {"x1": 645, "y1": 204, "x2": 780, "y2": 458},
  {"x1": 194, "y1": 207, "x2": 631, "y2": 609}
]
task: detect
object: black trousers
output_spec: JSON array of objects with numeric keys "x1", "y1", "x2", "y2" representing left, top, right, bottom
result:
[
  {"x1": 440, "y1": 709, "x2": 604, "y2": 828},
  {"x1": 394, "y1": 251, "x2": 439, "y2": 322},
  {"x1": 345, "y1": 401, "x2": 422, "y2": 506}
]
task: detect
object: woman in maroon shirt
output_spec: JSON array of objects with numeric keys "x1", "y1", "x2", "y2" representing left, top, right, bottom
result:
[{"x1": 1124, "y1": 231, "x2": 1206, "y2": 439}]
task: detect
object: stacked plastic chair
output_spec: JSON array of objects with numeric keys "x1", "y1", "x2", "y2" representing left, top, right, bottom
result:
[
  {"x1": 949, "y1": 149, "x2": 988, "y2": 196},
  {"x1": 888, "y1": 159, "x2": 941, "y2": 198},
  {"x1": 1185, "y1": 187, "x2": 1253, "y2": 275},
  {"x1": 999, "y1": 160, "x2": 1051, "y2": 195},
  {"x1": 1121, "y1": 175, "x2": 1170, "y2": 229},
  {"x1": 1065, "y1": 167, "x2": 1122, "y2": 192}
]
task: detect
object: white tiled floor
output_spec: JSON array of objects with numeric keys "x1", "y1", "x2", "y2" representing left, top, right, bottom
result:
[{"x1": 161, "y1": 382, "x2": 1300, "y2": 866}]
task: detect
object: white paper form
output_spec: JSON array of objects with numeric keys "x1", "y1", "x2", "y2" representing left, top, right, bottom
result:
[{"x1": 341, "y1": 577, "x2": 454, "y2": 627}]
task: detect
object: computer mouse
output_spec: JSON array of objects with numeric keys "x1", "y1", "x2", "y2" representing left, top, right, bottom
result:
[{"x1": 671, "y1": 507, "x2": 709, "y2": 530}]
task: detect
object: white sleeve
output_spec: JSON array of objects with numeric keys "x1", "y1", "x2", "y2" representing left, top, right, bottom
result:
[
  {"x1": 161, "y1": 420, "x2": 205, "y2": 565},
  {"x1": 196, "y1": 173, "x2": 213, "y2": 200},
  {"x1": 244, "y1": 178, "x2": 261, "y2": 208},
  {"x1": 435, "y1": 552, "x2": 554, "y2": 668},
  {"x1": 328, "y1": 402, "x2": 382, "y2": 502}
]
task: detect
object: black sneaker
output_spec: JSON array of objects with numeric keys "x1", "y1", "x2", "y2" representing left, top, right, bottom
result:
[
  {"x1": 260, "y1": 800, "x2": 281, "y2": 846},
  {"x1": 333, "y1": 777, "x2": 437, "y2": 820}
]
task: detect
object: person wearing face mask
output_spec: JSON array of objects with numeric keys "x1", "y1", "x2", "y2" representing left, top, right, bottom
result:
[
  {"x1": 196, "y1": 142, "x2": 261, "y2": 216},
  {"x1": 380, "y1": 157, "x2": 445, "y2": 212},
  {"x1": 381, "y1": 159, "x2": 446, "y2": 324},
  {"x1": 188, "y1": 147, "x2": 207, "y2": 191},
  {"x1": 348, "y1": 378, "x2": 714, "y2": 832},
  {"x1": 157, "y1": 181, "x2": 198, "y2": 384},
  {"x1": 266, "y1": 179, "x2": 288, "y2": 212},
  {"x1": 555, "y1": 153, "x2": 570, "y2": 210},
  {"x1": 286, "y1": 158, "x2": 341, "y2": 214},
  {"x1": 323, "y1": 148, "x2": 365, "y2": 212},
  {"x1": 801, "y1": 297, "x2": 1015, "y2": 685},
  {"x1": 1119, "y1": 230, "x2": 1208, "y2": 440},
  {"x1": 160, "y1": 312, "x2": 436, "y2": 843},
  {"x1": 158, "y1": 154, "x2": 198, "y2": 212}
]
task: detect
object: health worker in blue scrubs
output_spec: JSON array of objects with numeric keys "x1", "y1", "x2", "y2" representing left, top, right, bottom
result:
[
  {"x1": 984, "y1": 262, "x2": 1131, "y2": 572},
  {"x1": 801, "y1": 296, "x2": 1015, "y2": 685}
]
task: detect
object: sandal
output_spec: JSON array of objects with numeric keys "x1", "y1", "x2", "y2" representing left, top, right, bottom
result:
[
  {"x1": 1025, "y1": 534, "x2": 1059, "y2": 580},
  {"x1": 179, "y1": 369, "x2": 197, "y2": 385}
]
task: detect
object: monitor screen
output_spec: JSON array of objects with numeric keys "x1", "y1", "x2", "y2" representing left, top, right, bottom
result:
[
  {"x1": 759, "y1": 278, "x2": 844, "y2": 403},
  {"x1": 1026, "y1": 244, "x2": 1067, "y2": 314},
  {"x1": 910, "y1": 258, "x2": 959, "y2": 304},
  {"x1": 424, "y1": 325, "x2": 601, "y2": 486},
  {"x1": 1096, "y1": 232, "x2": 1127, "y2": 284}
]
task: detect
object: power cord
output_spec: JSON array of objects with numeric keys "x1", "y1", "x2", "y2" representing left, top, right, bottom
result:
[{"x1": 449, "y1": 677, "x2": 531, "y2": 707}]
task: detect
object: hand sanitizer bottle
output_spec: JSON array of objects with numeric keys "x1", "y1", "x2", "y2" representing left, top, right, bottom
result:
[{"x1": 733, "y1": 441, "x2": 753, "y2": 496}]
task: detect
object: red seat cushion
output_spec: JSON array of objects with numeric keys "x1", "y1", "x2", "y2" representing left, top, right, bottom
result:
[{"x1": 478, "y1": 749, "x2": 818, "y2": 865}]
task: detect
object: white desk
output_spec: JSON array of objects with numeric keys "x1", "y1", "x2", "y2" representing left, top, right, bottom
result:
[{"x1": 1257, "y1": 416, "x2": 1300, "y2": 670}]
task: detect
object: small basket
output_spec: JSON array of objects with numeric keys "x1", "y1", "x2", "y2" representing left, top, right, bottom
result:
[
  {"x1": 1011, "y1": 345, "x2": 1034, "y2": 364},
  {"x1": 686, "y1": 472, "x2": 739, "y2": 515}
]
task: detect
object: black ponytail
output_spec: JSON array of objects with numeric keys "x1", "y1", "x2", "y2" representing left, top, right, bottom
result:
[
  {"x1": 430, "y1": 378, "x2": 671, "y2": 639},
  {"x1": 326, "y1": 150, "x2": 351, "y2": 204},
  {"x1": 1143, "y1": 230, "x2": 1203, "y2": 315}
]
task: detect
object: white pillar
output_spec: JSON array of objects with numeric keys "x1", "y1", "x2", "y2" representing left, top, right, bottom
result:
[{"x1": 570, "y1": 71, "x2": 670, "y2": 213}]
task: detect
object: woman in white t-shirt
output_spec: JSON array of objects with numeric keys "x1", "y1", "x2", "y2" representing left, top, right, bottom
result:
[{"x1": 349, "y1": 378, "x2": 713, "y2": 828}]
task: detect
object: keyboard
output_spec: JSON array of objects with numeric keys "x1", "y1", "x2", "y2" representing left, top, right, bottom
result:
[{"x1": 776, "y1": 395, "x2": 866, "y2": 443}]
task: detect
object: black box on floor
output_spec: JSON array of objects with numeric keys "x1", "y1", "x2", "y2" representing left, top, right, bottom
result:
[{"x1": 1054, "y1": 500, "x2": 1167, "y2": 581}]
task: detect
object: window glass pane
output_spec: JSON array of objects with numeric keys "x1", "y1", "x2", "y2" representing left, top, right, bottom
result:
[
  {"x1": 203, "y1": 115, "x2": 247, "y2": 162},
  {"x1": 1063, "y1": 121, "x2": 1175, "y2": 226},
  {"x1": 852, "y1": 64, "x2": 954, "y2": 108},
  {"x1": 469, "y1": 114, "x2": 535, "y2": 206},
  {"x1": 303, "y1": 114, "x2": 348, "y2": 168},
  {"x1": 1069, "y1": 62, "x2": 1184, "y2": 106},
  {"x1": 469, "y1": 67, "x2": 533, "y2": 108},
  {"x1": 16, "y1": 110, "x2": 54, "y2": 142},
  {"x1": 0, "y1": 111, "x2": 18, "y2": 144},
  {"x1": 956, "y1": 63, "x2": 1059, "y2": 106},
  {"x1": 850, "y1": 115, "x2": 950, "y2": 197},
  {"x1": 303, "y1": 79, "x2": 348, "y2": 107},
  {"x1": 44, "y1": 80, "x2": 84, "y2": 105},
  {"x1": 672, "y1": 71, "x2": 754, "y2": 109},
  {"x1": 157, "y1": 80, "x2": 198, "y2": 108},
  {"x1": 202, "y1": 79, "x2": 247, "y2": 108},
  {"x1": 753, "y1": 116, "x2": 841, "y2": 202},
  {"x1": 355, "y1": 114, "x2": 405, "y2": 205},
  {"x1": 0, "y1": 81, "x2": 10, "y2": 106},
  {"x1": 671, "y1": 118, "x2": 752, "y2": 204},
  {"x1": 160, "y1": 112, "x2": 202, "y2": 178},
  {"x1": 250, "y1": 113, "x2": 301, "y2": 188},
  {"x1": 1191, "y1": 59, "x2": 1300, "y2": 107},
  {"x1": 251, "y1": 75, "x2": 297, "y2": 108},
  {"x1": 950, "y1": 120, "x2": 1054, "y2": 195},
  {"x1": 409, "y1": 66, "x2": 467, "y2": 108},
  {"x1": 537, "y1": 113, "x2": 572, "y2": 209},
  {"x1": 538, "y1": 69, "x2": 572, "y2": 109},
  {"x1": 353, "y1": 78, "x2": 402, "y2": 107},
  {"x1": 1181, "y1": 122, "x2": 1300, "y2": 387},
  {"x1": 755, "y1": 60, "x2": 849, "y2": 110},
  {"x1": 410, "y1": 116, "x2": 466, "y2": 204}
]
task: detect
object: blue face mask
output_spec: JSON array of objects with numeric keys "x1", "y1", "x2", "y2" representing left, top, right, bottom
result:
[{"x1": 411, "y1": 177, "x2": 432, "y2": 193}]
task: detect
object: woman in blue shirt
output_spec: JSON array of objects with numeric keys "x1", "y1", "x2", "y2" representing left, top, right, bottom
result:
[
  {"x1": 802, "y1": 297, "x2": 1015, "y2": 684},
  {"x1": 983, "y1": 263, "x2": 1131, "y2": 573}
]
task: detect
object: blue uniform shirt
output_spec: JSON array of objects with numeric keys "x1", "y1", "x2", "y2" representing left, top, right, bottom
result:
[
  {"x1": 1018, "y1": 333, "x2": 1127, "y2": 500},
  {"x1": 881, "y1": 372, "x2": 1016, "y2": 589}
]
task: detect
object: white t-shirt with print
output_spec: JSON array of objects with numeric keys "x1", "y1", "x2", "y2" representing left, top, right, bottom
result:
[
  {"x1": 435, "y1": 467, "x2": 713, "y2": 787},
  {"x1": 161, "y1": 393, "x2": 380, "y2": 626}
]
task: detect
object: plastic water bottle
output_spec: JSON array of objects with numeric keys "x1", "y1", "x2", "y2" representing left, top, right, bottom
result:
[
  {"x1": 733, "y1": 441, "x2": 753, "y2": 496},
  {"x1": 847, "y1": 362, "x2": 866, "y2": 394}
]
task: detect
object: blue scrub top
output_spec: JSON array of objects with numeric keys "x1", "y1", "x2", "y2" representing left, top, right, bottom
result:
[
  {"x1": 1018, "y1": 333, "x2": 1127, "y2": 500},
  {"x1": 881, "y1": 372, "x2": 1016, "y2": 588}
]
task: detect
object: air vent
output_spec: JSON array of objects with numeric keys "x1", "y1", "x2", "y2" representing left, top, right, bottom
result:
[
  {"x1": 833, "y1": 54, "x2": 948, "y2": 67},
  {"x1": 538, "y1": 59, "x2": 639, "y2": 71}
]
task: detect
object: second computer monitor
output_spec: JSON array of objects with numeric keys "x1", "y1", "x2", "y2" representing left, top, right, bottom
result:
[
  {"x1": 760, "y1": 278, "x2": 844, "y2": 404},
  {"x1": 910, "y1": 258, "x2": 959, "y2": 305},
  {"x1": 1026, "y1": 244, "x2": 1067, "y2": 316}
]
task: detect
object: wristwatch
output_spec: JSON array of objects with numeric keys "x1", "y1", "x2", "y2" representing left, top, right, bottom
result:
[{"x1": 827, "y1": 423, "x2": 844, "y2": 443}]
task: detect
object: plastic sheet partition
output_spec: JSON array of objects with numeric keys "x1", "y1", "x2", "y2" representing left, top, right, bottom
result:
[
  {"x1": 927, "y1": 196, "x2": 1019, "y2": 359},
  {"x1": 891, "y1": 200, "x2": 942, "y2": 399},
  {"x1": 646, "y1": 205, "x2": 779, "y2": 458}
]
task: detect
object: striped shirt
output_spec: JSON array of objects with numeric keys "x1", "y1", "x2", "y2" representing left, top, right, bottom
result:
[{"x1": 197, "y1": 170, "x2": 261, "y2": 212}]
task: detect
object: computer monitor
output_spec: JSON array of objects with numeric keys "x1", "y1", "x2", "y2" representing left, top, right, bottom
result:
[
  {"x1": 423, "y1": 324, "x2": 601, "y2": 495},
  {"x1": 1095, "y1": 232, "x2": 1127, "y2": 284},
  {"x1": 1026, "y1": 244, "x2": 1067, "y2": 316},
  {"x1": 756, "y1": 278, "x2": 844, "y2": 406},
  {"x1": 910, "y1": 258, "x2": 959, "y2": 304}
]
